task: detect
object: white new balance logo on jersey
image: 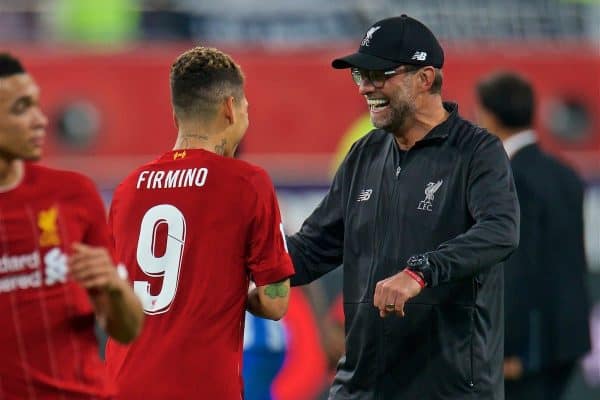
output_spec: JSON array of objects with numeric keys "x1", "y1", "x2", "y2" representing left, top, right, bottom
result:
[
  {"x1": 411, "y1": 51, "x2": 427, "y2": 61},
  {"x1": 357, "y1": 189, "x2": 373, "y2": 202}
]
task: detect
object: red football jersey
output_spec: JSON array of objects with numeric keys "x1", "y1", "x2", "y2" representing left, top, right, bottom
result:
[
  {"x1": 0, "y1": 162, "x2": 115, "y2": 400},
  {"x1": 105, "y1": 149, "x2": 294, "y2": 400}
]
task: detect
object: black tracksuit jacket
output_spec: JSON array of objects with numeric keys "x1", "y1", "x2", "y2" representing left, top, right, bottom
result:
[{"x1": 288, "y1": 103, "x2": 520, "y2": 399}]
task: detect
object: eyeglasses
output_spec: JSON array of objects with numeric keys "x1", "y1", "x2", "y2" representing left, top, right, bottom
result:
[{"x1": 350, "y1": 65, "x2": 418, "y2": 88}]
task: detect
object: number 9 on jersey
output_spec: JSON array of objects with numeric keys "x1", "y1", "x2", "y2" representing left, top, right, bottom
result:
[{"x1": 134, "y1": 204, "x2": 186, "y2": 314}]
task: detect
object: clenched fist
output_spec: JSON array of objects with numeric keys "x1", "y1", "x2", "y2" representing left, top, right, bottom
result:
[{"x1": 373, "y1": 269, "x2": 423, "y2": 318}]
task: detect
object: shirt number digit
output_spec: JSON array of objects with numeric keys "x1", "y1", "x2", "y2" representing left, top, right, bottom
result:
[{"x1": 134, "y1": 204, "x2": 186, "y2": 314}]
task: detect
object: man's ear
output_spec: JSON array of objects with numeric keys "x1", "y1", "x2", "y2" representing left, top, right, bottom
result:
[
  {"x1": 419, "y1": 67, "x2": 435, "y2": 92},
  {"x1": 223, "y1": 96, "x2": 236, "y2": 125}
]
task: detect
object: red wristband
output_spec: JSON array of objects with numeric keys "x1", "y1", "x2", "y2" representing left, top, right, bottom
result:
[{"x1": 403, "y1": 268, "x2": 426, "y2": 288}]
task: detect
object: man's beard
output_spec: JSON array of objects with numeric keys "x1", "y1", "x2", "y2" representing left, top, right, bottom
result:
[{"x1": 373, "y1": 98, "x2": 415, "y2": 133}]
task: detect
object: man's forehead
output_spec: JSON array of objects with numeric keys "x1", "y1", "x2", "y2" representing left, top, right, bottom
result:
[{"x1": 0, "y1": 73, "x2": 39, "y2": 101}]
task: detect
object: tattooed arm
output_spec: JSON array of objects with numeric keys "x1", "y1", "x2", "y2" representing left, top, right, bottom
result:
[{"x1": 247, "y1": 279, "x2": 290, "y2": 320}]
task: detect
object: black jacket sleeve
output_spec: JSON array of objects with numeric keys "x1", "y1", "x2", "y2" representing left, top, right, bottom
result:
[
  {"x1": 287, "y1": 163, "x2": 345, "y2": 286},
  {"x1": 425, "y1": 135, "x2": 520, "y2": 286}
]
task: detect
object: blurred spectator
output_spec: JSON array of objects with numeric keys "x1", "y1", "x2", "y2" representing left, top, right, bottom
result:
[{"x1": 476, "y1": 71, "x2": 591, "y2": 400}]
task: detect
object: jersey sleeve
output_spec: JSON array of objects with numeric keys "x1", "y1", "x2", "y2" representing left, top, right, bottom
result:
[
  {"x1": 77, "y1": 176, "x2": 115, "y2": 259},
  {"x1": 67, "y1": 174, "x2": 116, "y2": 315},
  {"x1": 246, "y1": 169, "x2": 295, "y2": 286}
]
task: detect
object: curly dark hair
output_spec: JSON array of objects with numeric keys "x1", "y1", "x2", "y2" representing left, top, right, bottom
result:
[{"x1": 170, "y1": 47, "x2": 245, "y2": 120}]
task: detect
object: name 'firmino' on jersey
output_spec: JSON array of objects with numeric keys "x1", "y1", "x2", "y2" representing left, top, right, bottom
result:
[{"x1": 136, "y1": 167, "x2": 208, "y2": 190}]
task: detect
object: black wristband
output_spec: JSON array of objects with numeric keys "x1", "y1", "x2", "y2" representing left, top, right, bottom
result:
[{"x1": 406, "y1": 254, "x2": 433, "y2": 287}]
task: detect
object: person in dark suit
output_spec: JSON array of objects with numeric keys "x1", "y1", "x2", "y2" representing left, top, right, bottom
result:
[{"x1": 475, "y1": 72, "x2": 591, "y2": 400}]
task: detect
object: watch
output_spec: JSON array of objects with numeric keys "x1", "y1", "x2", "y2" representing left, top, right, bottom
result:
[{"x1": 406, "y1": 254, "x2": 433, "y2": 287}]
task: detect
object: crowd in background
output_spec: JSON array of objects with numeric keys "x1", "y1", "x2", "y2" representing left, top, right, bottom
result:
[{"x1": 0, "y1": 0, "x2": 599, "y2": 45}]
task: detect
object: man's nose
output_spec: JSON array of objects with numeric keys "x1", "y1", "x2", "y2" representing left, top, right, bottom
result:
[
  {"x1": 358, "y1": 79, "x2": 375, "y2": 95},
  {"x1": 33, "y1": 106, "x2": 48, "y2": 129}
]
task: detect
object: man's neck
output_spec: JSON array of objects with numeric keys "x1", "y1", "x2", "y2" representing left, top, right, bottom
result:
[
  {"x1": 394, "y1": 97, "x2": 448, "y2": 150},
  {"x1": 173, "y1": 126, "x2": 233, "y2": 157},
  {"x1": 0, "y1": 158, "x2": 24, "y2": 190}
]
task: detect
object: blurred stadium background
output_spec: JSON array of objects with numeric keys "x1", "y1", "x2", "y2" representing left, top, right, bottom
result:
[{"x1": 2, "y1": 0, "x2": 599, "y2": 398}]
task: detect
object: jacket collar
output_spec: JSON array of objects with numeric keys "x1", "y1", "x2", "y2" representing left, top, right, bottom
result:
[{"x1": 418, "y1": 102, "x2": 458, "y2": 143}]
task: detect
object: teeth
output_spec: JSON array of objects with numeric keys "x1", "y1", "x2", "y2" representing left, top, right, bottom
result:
[{"x1": 367, "y1": 99, "x2": 388, "y2": 106}]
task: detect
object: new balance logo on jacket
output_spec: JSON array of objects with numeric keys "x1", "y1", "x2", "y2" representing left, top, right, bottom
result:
[{"x1": 357, "y1": 189, "x2": 373, "y2": 202}]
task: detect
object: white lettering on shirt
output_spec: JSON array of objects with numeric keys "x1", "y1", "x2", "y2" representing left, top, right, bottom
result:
[
  {"x1": 136, "y1": 168, "x2": 208, "y2": 190},
  {"x1": 136, "y1": 170, "x2": 150, "y2": 189},
  {"x1": 0, "y1": 251, "x2": 40, "y2": 273},
  {"x1": 0, "y1": 248, "x2": 68, "y2": 293}
]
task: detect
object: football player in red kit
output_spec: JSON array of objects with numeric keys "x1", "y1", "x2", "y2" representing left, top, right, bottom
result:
[
  {"x1": 0, "y1": 53, "x2": 144, "y2": 400},
  {"x1": 104, "y1": 47, "x2": 294, "y2": 399}
]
